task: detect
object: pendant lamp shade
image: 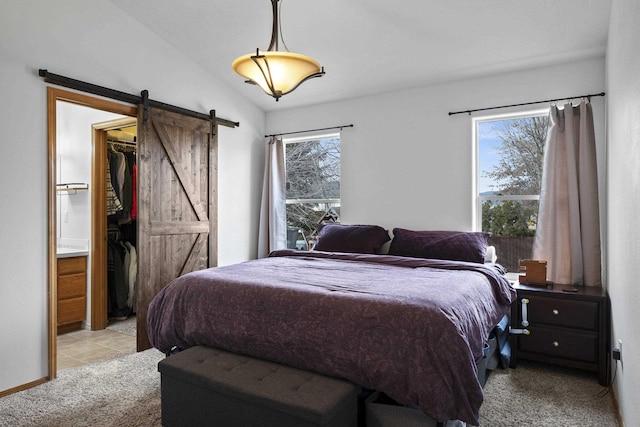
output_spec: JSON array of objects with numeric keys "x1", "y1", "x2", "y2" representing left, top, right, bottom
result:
[{"x1": 232, "y1": 0, "x2": 324, "y2": 101}]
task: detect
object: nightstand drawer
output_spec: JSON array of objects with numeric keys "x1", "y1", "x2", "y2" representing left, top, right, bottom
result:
[
  {"x1": 527, "y1": 296, "x2": 598, "y2": 330},
  {"x1": 520, "y1": 326, "x2": 598, "y2": 363}
]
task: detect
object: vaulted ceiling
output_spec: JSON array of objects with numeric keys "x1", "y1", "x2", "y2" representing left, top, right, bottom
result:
[{"x1": 109, "y1": 0, "x2": 612, "y2": 112}]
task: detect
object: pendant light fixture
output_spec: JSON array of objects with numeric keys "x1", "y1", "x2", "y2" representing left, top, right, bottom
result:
[{"x1": 232, "y1": 0, "x2": 325, "y2": 101}]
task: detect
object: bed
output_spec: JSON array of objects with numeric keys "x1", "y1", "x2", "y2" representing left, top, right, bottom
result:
[{"x1": 148, "y1": 226, "x2": 516, "y2": 425}]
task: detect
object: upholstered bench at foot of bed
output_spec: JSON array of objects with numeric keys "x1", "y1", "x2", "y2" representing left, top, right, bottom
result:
[{"x1": 158, "y1": 346, "x2": 359, "y2": 427}]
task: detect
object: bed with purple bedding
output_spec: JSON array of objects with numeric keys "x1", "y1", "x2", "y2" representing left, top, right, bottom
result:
[{"x1": 148, "y1": 229, "x2": 516, "y2": 425}]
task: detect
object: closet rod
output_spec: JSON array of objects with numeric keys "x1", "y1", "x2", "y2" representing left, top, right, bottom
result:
[
  {"x1": 38, "y1": 69, "x2": 240, "y2": 128},
  {"x1": 107, "y1": 139, "x2": 137, "y2": 147},
  {"x1": 266, "y1": 124, "x2": 354, "y2": 138},
  {"x1": 448, "y1": 92, "x2": 606, "y2": 116}
]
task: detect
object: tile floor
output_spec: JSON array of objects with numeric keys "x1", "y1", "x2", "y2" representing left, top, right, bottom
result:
[{"x1": 57, "y1": 327, "x2": 137, "y2": 370}]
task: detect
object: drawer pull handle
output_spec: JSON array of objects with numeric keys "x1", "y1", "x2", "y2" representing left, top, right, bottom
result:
[
  {"x1": 553, "y1": 341, "x2": 559, "y2": 347},
  {"x1": 552, "y1": 309, "x2": 559, "y2": 315},
  {"x1": 521, "y1": 298, "x2": 530, "y2": 327}
]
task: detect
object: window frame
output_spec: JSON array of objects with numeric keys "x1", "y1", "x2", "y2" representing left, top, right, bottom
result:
[
  {"x1": 472, "y1": 108, "x2": 549, "y2": 231},
  {"x1": 473, "y1": 108, "x2": 549, "y2": 275},
  {"x1": 283, "y1": 132, "x2": 341, "y2": 247}
]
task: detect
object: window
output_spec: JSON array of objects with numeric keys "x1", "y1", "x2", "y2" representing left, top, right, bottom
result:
[
  {"x1": 284, "y1": 134, "x2": 340, "y2": 250},
  {"x1": 474, "y1": 110, "x2": 549, "y2": 273}
]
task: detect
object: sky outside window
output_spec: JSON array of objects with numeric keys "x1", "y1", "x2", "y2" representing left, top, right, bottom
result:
[
  {"x1": 477, "y1": 121, "x2": 503, "y2": 194},
  {"x1": 477, "y1": 110, "x2": 548, "y2": 195}
]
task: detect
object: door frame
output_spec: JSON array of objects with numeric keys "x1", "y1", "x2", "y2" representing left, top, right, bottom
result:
[
  {"x1": 47, "y1": 87, "x2": 136, "y2": 379},
  {"x1": 91, "y1": 117, "x2": 137, "y2": 330}
]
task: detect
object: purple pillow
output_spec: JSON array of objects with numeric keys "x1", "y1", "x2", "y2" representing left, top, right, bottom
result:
[
  {"x1": 388, "y1": 228, "x2": 489, "y2": 263},
  {"x1": 314, "y1": 224, "x2": 390, "y2": 254}
]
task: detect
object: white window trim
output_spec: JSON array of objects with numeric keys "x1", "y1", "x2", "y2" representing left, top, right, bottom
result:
[
  {"x1": 479, "y1": 195, "x2": 540, "y2": 201},
  {"x1": 283, "y1": 132, "x2": 340, "y2": 144},
  {"x1": 286, "y1": 198, "x2": 341, "y2": 205}
]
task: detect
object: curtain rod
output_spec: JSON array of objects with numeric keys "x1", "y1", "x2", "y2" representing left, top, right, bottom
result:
[
  {"x1": 38, "y1": 69, "x2": 239, "y2": 128},
  {"x1": 448, "y1": 92, "x2": 606, "y2": 116},
  {"x1": 265, "y1": 124, "x2": 354, "y2": 138}
]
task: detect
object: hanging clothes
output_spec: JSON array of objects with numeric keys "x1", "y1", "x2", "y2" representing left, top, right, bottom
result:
[
  {"x1": 123, "y1": 150, "x2": 136, "y2": 218},
  {"x1": 106, "y1": 140, "x2": 138, "y2": 318},
  {"x1": 107, "y1": 237, "x2": 129, "y2": 319},
  {"x1": 124, "y1": 241, "x2": 138, "y2": 311},
  {"x1": 131, "y1": 161, "x2": 137, "y2": 219},
  {"x1": 108, "y1": 144, "x2": 136, "y2": 223},
  {"x1": 106, "y1": 159, "x2": 123, "y2": 216},
  {"x1": 110, "y1": 150, "x2": 126, "y2": 202}
]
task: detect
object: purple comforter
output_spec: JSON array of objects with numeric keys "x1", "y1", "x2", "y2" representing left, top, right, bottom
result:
[{"x1": 148, "y1": 250, "x2": 515, "y2": 424}]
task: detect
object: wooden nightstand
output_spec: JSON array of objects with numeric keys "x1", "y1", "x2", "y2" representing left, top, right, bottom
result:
[{"x1": 509, "y1": 283, "x2": 610, "y2": 386}]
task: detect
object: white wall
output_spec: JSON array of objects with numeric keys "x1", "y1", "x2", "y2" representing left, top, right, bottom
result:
[
  {"x1": 56, "y1": 103, "x2": 126, "y2": 245},
  {"x1": 0, "y1": 0, "x2": 265, "y2": 393},
  {"x1": 56, "y1": 101, "x2": 128, "y2": 329},
  {"x1": 606, "y1": 0, "x2": 640, "y2": 424},
  {"x1": 267, "y1": 57, "x2": 606, "y2": 234}
]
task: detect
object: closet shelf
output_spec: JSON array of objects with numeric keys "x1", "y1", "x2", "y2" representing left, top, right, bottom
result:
[{"x1": 57, "y1": 183, "x2": 89, "y2": 193}]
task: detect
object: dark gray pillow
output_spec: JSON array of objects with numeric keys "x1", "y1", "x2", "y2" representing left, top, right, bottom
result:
[
  {"x1": 314, "y1": 224, "x2": 390, "y2": 254},
  {"x1": 388, "y1": 228, "x2": 489, "y2": 263}
]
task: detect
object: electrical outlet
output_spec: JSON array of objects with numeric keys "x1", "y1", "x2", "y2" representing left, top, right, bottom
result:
[
  {"x1": 612, "y1": 348, "x2": 621, "y2": 361},
  {"x1": 612, "y1": 339, "x2": 623, "y2": 364}
]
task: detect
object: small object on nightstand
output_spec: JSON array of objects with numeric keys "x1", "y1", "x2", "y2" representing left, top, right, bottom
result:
[
  {"x1": 518, "y1": 259, "x2": 552, "y2": 286},
  {"x1": 562, "y1": 287, "x2": 578, "y2": 292}
]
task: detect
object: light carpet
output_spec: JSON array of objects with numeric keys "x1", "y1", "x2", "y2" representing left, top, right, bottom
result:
[
  {"x1": 0, "y1": 349, "x2": 164, "y2": 427},
  {"x1": 479, "y1": 360, "x2": 619, "y2": 426},
  {"x1": 0, "y1": 352, "x2": 618, "y2": 426},
  {"x1": 105, "y1": 316, "x2": 137, "y2": 337}
]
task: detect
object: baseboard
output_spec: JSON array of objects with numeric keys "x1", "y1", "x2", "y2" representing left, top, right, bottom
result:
[{"x1": 0, "y1": 376, "x2": 49, "y2": 398}]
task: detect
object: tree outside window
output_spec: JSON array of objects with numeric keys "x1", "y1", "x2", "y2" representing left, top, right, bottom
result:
[
  {"x1": 476, "y1": 111, "x2": 549, "y2": 272},
  {"x1": 284, "y1": 135, "x2": 340, "y2": 249}
]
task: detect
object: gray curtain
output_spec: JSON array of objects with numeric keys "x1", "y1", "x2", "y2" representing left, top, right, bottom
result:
[
  {"x1": 532, "y1": 101, "x2": 602, "y2": 286},
  {"x1": 257, "y1": 137, "x2": 287, "y2": 258}
]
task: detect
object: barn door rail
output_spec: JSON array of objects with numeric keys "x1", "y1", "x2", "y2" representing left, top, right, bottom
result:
[{"x1": 38, "y1": 69, "x2": 239, "y2": 129}]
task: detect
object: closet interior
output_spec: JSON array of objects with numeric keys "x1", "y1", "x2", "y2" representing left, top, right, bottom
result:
[{"x1": 106, "y1": 126, "x2": 138, "y2": 322}]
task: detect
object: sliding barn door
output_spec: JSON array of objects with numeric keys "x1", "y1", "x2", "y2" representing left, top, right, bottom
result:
[{"x1": 136, "y1": 107, "x2": 218, "y2": 351}]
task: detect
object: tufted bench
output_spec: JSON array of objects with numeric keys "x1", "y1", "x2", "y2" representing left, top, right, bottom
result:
[{"x1": 158, "y1": 346, "x2": 359, "y2": 427}]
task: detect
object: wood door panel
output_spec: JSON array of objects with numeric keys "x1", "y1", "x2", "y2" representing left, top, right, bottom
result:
[
  {"x1": 182, "y1": 233, "x2": 209, "y2": 275},
  {"x1": 153, "y1": 121, "x2": 208, "y2": 222},
  {"x1": 137, "y1": 106, "x2": 217, "y2": 351},
  {"x1": 150, "y1": 233, "x2": 200, "y2": 279}
]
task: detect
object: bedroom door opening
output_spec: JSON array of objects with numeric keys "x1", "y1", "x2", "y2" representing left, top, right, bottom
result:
[
  {"x1": 48, "y1": 87, "x2": 220, "y2": 377},
  {"x1": 47, "y1": 87, "x2": 137, "y2": 379}
]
